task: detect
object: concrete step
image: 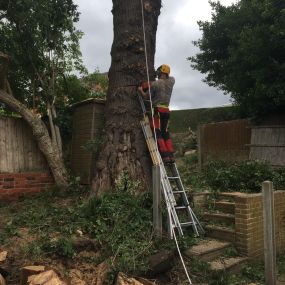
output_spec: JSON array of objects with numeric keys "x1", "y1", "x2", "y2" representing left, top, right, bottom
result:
[
  {"x1": 204, "y1": 212, "x2": 235, "y2": 225},
  {"x1": 209, "y1": 256, "x2": 248, "y2": 273},
  {"x1": 205, "y1": 225, "x2": 235, "y2": 242},
  {"x1": 185, "y1": 239, "x2": 231, "y2": 262},
  {"x1": 214, "y1": 201, "x2": 235, "y2": 214}
]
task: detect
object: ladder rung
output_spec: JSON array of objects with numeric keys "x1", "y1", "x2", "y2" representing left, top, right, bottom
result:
[
  {"x1": 175, "y1": 206, "x2": 187, "y2": 210},
  {"x1": 180, "y1": 222, "x2": 195, "y2": 227},
  {"x1": 168, "y1": 176, "x2": 179, "y2": 180},
  {"x1": 173, "y1": 190, "x2": 184, "y2": 194}
]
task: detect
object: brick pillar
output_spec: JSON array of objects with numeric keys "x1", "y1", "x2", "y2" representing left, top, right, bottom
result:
[
  {"x1": 235, "y1": 193, "x2": 263, "y2": 258},
  {"x1": 235, "y1": 191, "x2": 285, "y2": 259}
]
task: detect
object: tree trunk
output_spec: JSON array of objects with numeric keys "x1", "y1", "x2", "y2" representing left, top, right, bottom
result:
[
  {"x1": 92, "y1": 0, "x2": 161, "y2": 195},
  {"x1": 0, "y1": 89, "x2": 69, "y2": 186},
  {"x1": 0, "y1": 54, "x2": 68, "y2": 187}
]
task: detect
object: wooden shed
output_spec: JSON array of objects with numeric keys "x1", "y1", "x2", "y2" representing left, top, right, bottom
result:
[{"x1": 70, "y1": 98, "x2": 105, "y2": 184}]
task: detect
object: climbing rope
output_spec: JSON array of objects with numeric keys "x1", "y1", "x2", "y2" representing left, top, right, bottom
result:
[{"x1": 139, "y1": 1, "x2": 192, "y2": 284}]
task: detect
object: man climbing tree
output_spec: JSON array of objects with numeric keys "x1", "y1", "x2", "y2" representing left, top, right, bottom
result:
[
  {"x1": 138, "y1": 64, "x2": 176, "y2": 163},
  {"x1": 92, "y1": 0, "x2": 162, "y2": 195}
]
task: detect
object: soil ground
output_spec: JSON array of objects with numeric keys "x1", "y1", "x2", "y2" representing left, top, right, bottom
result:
[{"x1": 0, "y1": 186, "x2": 285, "y2": 285}]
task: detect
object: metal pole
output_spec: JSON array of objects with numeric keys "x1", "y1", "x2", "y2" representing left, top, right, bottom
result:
[
  {"x1": 152, "y1": 165, "x2": 162, "y2": 237},
  {"x1": 262, "y1": 181, "x2": 276, "y2": 285}
]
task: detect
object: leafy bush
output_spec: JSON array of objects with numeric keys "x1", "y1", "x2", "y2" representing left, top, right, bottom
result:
[
  {"x1": 204, "y1": 160, "x2": 285, "y2": 193},
  {"x1": 83, "y1": 187, "x2": 156, "y2": 274},
  {"x1": 179, "y1": 154, "x2": 208, "y2": 192}
]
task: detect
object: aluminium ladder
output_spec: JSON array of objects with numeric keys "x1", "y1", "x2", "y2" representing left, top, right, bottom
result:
[{"x1": 138, "y1": 95, "x2": 204, "y2": 237}]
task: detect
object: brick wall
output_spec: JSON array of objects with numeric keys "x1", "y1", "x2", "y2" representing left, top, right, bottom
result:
[
  {"x1": 235, "y1": 191, "x2": 285, "y2": 258},
  {"x1": 0, "y1": 172, "x2": 54, "y2": 201}
]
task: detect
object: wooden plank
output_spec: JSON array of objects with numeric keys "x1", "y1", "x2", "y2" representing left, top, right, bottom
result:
[
  {"x1": 152, "y1": 165, "x2": 162, "y2": 237},
  {"x1": 11, "y1": 118, "x2": 18, "y2": 172},
  {"x1": 250, "y1": 125, "x2": 285, "y2": 129},
  {"x1": 262, "y1": 181, "x2": 276, "y2": 285},
  {"x1": 6, "y1": 118, "x2": 12, "y2": 172},
  {"x1": 0, "y1": 118, "x2": 5, "y2": 172},
  {"x1": 18, "y1": 119, "x2": 26, "y2": 172},
  {"x1": 247, "y1": 144, "x2": 285, "y2": 147}
]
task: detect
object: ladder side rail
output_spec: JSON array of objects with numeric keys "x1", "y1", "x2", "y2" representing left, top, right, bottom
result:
[
  {"x1": 160, "y1": 179, "x2": 183, "y2": 236},
  {"x1": 141, "y1": 119, "x2": 183, "y2": 236},
  {"x1": 169, "y1": 164, "x2": 194, "y2": 214},
  {"x1": 141, "y1": 121, "x2": 160, "y2": 165},
  {"x1": 170, "y1": 163, "x2": 205, "y2": 236},
  {"x1": 189, "y1": 208, "x2": 206, "y2": 235},
  {"x1": 160, "y1": 178, "x2": 184, "y2": 235},
  {"x1": 159, "y1": 165, "x2": 177, "y2": 205},
  {"x1": 185, "y1": 205, "x2": 199, "y2": 236}
]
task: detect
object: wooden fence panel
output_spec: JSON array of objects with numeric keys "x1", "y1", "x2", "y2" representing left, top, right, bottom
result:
[
  {"x1": 198, "y1": 119, "x2": 251, "y2": 165},
  {"x1": 250, "y1": 126, "x2": 285, "y2": 167},
  {"x1": 0, "y1": 116, "x2": 48, "y2": 172}
]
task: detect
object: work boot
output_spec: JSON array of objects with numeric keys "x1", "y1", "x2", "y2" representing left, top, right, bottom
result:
[
  {"x1": 168, "y1": 154, "x2": 175, "y2": 163},
  {"x1": 162, "y1": 156, "x2": 171, "y2": 163}
]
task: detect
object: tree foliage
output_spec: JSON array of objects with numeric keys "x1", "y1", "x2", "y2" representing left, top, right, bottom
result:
[
  {"x1": 190, "y1": 0, "x2": 285, "y2": 117},
  {"x1": 0, "y1": 0, "x2": 85, "y2": 109}
]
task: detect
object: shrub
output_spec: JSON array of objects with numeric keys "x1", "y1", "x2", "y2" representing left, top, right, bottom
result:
[{"x1": 203, "y1": 160, "x2": 285, "y2": 193}]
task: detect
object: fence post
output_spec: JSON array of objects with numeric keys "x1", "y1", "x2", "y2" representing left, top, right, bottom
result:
[
  {"x1": 152, "y1": 165, "x2": 162, "y2": 237},
  {"x1": 262, "y1": 181, "x2": 276, "y2": 285},
  {"x1": 197, "y1": 125, "x2": 202, "y2": 171}
]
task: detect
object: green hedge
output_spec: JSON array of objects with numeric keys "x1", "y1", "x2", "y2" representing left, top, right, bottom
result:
[{"x1": 170, "y1": 106, "x2": 242, "y2": 133}]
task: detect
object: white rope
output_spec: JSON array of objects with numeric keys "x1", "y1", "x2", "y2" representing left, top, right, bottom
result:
[
  {"x1": 140, "y1": 1, "x2": 192, "y2": 284},
  {"x1": 172, "y1": 228, "x2": 193, "y2": 284},
  {"x1": 140, "y1": 0, "x2": 158, "y2": 147}
]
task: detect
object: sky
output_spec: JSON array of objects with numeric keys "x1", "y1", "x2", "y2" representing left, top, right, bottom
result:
[{"x1": 73, "y1": 0, "x2": 237, "y2": 110}]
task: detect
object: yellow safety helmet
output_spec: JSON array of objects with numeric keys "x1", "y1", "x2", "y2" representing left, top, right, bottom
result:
[{"x1": 157, "y1": 64, "x2": 170, "y2": 75}]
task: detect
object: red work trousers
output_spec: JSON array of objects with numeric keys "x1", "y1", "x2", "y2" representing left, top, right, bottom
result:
[{"x1": 150, "y1": 107, "x2": 174, "y2": 159}]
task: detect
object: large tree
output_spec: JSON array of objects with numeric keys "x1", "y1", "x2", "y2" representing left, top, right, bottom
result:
[
  {"x1": 190, "y1": 0, "x2": 285, "y2": 117},
  {"x1": 0, "y1": 0, "x2": 84, "y2": 186},
  {"x1": 92, "y1": 0, "x2": 162, "y2": 195}
]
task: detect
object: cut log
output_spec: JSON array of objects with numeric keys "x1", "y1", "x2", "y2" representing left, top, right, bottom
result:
[
  {"x1": 20, "y1": 266, "x2": 45, "y2": 285},
  {"x1": 27, "y1": 270, "x2": 67, "y2": 285},
  {"x1": 115, "y1": 273, "x2": 155, "y2": 285},
  {"x1": 0, "y1": 252, "x2": 7, "y2": 262},
  {"x1": 94, "y1": 261, "x2": 110, "y2": 285},
  {"x1": 68, "y1": 269, "x2": 86, "y2": 285}
]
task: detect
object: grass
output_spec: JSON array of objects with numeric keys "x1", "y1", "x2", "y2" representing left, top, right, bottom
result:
[{"x1": 0, "y1": 179, "x2": 199, "y2": 284}]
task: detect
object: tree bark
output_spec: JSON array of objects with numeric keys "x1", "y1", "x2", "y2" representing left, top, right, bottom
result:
[
  {"x1": 0, "y1": 53, "x2": 68, "y2": 187},
  {"x1": 92, "y1": 0, "x2": 161, "y2": 195}
]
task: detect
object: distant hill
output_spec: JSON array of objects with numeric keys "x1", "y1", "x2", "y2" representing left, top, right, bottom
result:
[{"x1": 170, "y1": 106, "x2": 243, "y2": 133}]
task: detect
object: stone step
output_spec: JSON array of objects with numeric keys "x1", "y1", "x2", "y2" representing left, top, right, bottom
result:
[
  {"x1": 203, "y1": 212, "x2": 235, "y2": 225},
  {"x1": 214, "y1": 201, "x2": 235, "y2": 214},
  {"x1": 185, "y1": 239, "x2": 231, "y2": 262},
  {"x1": 205, "y1": 225, "x2": 235, "y2": 243},
  {"x1": 209, "y1": 256, "x2": 248, "y2": 273}
]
